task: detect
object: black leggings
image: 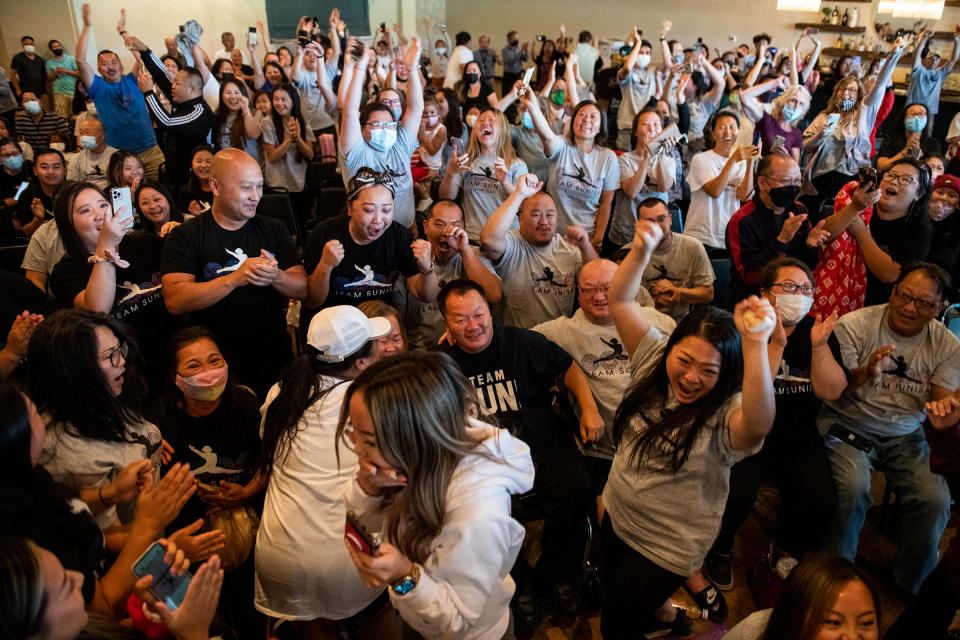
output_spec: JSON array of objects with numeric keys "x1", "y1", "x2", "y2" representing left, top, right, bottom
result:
[{"x1": 600, "y1": 515, "x2": 687, "y2": 640}]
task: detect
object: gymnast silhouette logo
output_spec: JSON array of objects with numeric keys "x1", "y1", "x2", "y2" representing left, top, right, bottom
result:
[
  {"x1": 648, "y1": 264, "x2": 683, "y2": 286},
  {"x1": 216, "y1": 248, "x2": 248, "y2": 273},
  {"x1": 117, "y1": 280, "x2": 162, "y2": 304},
  {"x1": 91, "y1": 164, "x2": 103, "y2": 176},
  {"x1": 535, "y1": 266, "x2": 565, "y2": 286},
  {"x1": 188, "y1": 444, "x2": 244, "y2": 476},
  {"x1": 562, "y1": 164, "x2": 595, "y2": 188},
  {"x1": 581, "y1": 337, "x2": 629, "y2": 373},
  {"x1": 343, "y1": 264, "x2": 392, "y2": 289},
  {"x1": 883, "y1": 355, "x2": 922, "y2": 384}
]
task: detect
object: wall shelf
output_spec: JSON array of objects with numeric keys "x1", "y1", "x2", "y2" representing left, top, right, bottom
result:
[
  {"x1": 821, "y1": 46, "x2": 918, "y2": 65},
  {"x1": 796, "y1": 22, "x2": 867, "y2": 33}
]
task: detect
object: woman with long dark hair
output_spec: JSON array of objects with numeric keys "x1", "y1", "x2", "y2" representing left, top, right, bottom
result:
[
  {"x1": 48, "y1": 182, "x2": 171, "y2": 374},
  {"x1": 877, "y1": 102, "x2": 942, "y2": 172},
  {"x1": 135, "y1": 180, "x2": 185, "y2": 236},
  {"x1": 212, "y1": 78, "x2": 261, "y2": 159},
  {"x1": 339, "y1": 351, "x2": 535, "y2": 639},
  {"x1": 176, "y1": 144, "x2": 215, "y2": 216},
  {"x1": 262, "y1": 83, "x2": 315, "y2": 224},
  {"x1": 254, "y1": 305, "x2": 394, "y2": 635},
  {"x1": 601, "y1": 219, "x2": 776, "y2": 639}
]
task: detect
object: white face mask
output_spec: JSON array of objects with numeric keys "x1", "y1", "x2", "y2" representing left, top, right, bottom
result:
[
  {"x1": 774, "y1": 293, "x2": 814, "y2": 325},
  {"x1": 23, "y1": 45, "x2": 36, "y2": 54},
  {"x1": 436, "y1": 47, "x2": 446, "y2": 56},
  {"x1": 465, "y1": 114, "x2": 478, "y2": 128},
  {"x1": 50, "y1": 142, "x2": 66, "y2": 151},
  {"x1": 636, "y1": 54, "x2": 651, "y2": 69}
]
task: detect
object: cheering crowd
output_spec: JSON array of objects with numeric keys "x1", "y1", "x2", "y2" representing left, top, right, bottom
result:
[{"x1": 4, "y1": 3, "x2": 960, "y2": 639}]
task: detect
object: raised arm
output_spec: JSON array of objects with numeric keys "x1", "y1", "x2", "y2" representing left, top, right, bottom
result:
[
  {"x1": 660, "y1": 20, "x2": 674, "y2": 67},
  {"x1": 309, "y1": 43, "x2": 338, "y2": 114},
  {"x1": 480, "y1": 174, "x2": 542, "y2": 261},
  {"x1": 739, "y1": 79, "x2": 778, "y2": 123},
  {"x1": 943, "y1": 32, "x2": 960, "y2": 75},
  {"x1": 519, "y1": 81, "x2": 563, "y2": 156},
  {"x1": 329, "y1": 10, "x2": 343, "y2": 62},
  {"x1": 743, "y1": 43, "x2": 767, "y2": 88},
  {"x1": 609, "y1": 219, "x2": 662, "y2": 355},
  {"x1": 339, "y1": 39, "x2": 369, "y2": 155},
  {"x1": 399, "y1": 37, "x2": 425, "y2": 140},
  {"x1": 789, "y1": 47, "x2": 799, "y2": 88},
  {"x1": 727, "y1": 297, "x2": 777, "y2": 451},
  {"x1": 809, "y1": 312, "x2": 848, "y2": 401},
  {"x1": 699, "y1": 52, "x2": 726, "y2": 105},
  {"x1": 76, "y1": 3, "x2": 97, "y2": 88},
  {"x1": 73, "y1": 205, "x2": 127, "y2": 312},
  {"x1": 914, "y1": 29, "x2": 931, "y2": 72},
  {"x1": 800, "y1": 37, "x2": 822, "y2": 85},
  {"x1": 564, "y1": 51, "x2": 580, "y2": 106},
  {"x1": 863, "y1": 38, "x2": 904, "y2": 111},
  {"x1": 618, "y1": 27, "x2": 643, "y2": 81},
  {"x1": 191, "y1": 43, "x2": 212, "y2": 86}
]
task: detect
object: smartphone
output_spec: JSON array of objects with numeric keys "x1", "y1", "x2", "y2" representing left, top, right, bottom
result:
[
  {"x1": 111, "y1": 186, "x2": 135, "y2": 229},
  {"x1": 451, "y1": 136, "x2": 464, "y2": 157},
  {"x1": 769, "y1": 47, "x2": 778, "y2": 56},
  {"x1": 248, "y1": 27, "x2": 257, "y2": 49},
  {"x1": 13, "y1": 180, "x2": 29, "y2": 202},
  {"x1": 646, "y1": 122, "x2": 687, "y2": 155},
  {"x1": 179, "y1": 25, "x2": 185, "y2": 34},
  {"x1": 858, "y1": 166, "x2": 878, "y2": 191},
  {"x1": 132, "y1": 542, "x2": 192, "y2": 611},
  {"x1": 518, "y1": 66, "x2": 535, "y2": 95},
  {"x1": 852, "y1": 56, "x2": 862, "y2": 67},
  {"x1": 536, "y1": 35, "x2": 546, "y2": 43},
  {"x1": 345, "y1": 512, "x2": 381, "y2": 555},
  {"x1": 828, "y1": 424, "x2": 873, "y2": 453},
  {"x1": 773, "y1": 134, "x2": 786, "y2": 148},
  {"x1": 297, "y1": 30, "x2": 310, "y2": 48},
  {"x1": 826, "y1": 113, "x2": 841, "y2": 129}
]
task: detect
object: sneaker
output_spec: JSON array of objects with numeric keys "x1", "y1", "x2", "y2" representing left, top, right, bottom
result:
[
  {"x1": 511, "y1": 591, "x2": 541, "y2": 635},
  {"x1": 683, "y1": 584, "x2": 729, "y2": 624},
  {"x1": 642, "y1": 610, "x2": 694, "y2": 639},
  {"x1": 705, "y1": 551, "x2": 734, "y2": 591}
]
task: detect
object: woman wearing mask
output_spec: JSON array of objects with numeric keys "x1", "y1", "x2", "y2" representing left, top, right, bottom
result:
[
  {"x1": 358, "y1": 300, "x2": 407, "y2": 356},
  {"x1": 723, "y1": 555, "x2": 880, "y2": 640},
  {"x1": 176, "y1": 145, "x2": 215, "y2": 217},
  {"x1": 608, "y1": 108, "x2": 679, "y2": 251},
  {"x1": 0, "y1": 137, "x2": 33, "y2": 211},
  {"x1": 107, "y1": 150, "x2": 144, "y2": 192},
  {"x1": 415, "y1": 94, "x2": 446, "y2": 182},
  {"x1": 519, "y1": 86, "x2": 619, "y2": 248},
  {"x1": 0, "y1": 115, "x2": 35, "y2": 161},
  {"x1": 924, "y1": 173, "x2": 960, "y2": 286},
  {"x1": 705, "y1": 258, "x2": 847, "y2": 593},
  {"x1": 602, "y1": 219, "x2": 776, "y2": 639},
  {"x1": 48, "y1": 182, "x2": 171, "y2": 375},
  {"x1": 213, "y1": 78, "x2": 262, "y2": 160},
  {"x1": 685, "y1": 51, "x2": 726, "y2": 149},
  {"x1": 262, "y1": 83, "x2": 315, "y2": 227},
  {"x1": 340, "y1": 351, "x2": 535, "y2": 640},
  {"x1": 255, "y1": 305, "x2": 396, "y2": 636},
  {"x1": 811, "y1": 157, "x2": 931, "y2": 317},
  {"x1": 458, "y1": 61, "x2": 497, "y2": 113},
  {"x1": 801, "y1": 39, "x2": 904, "y2": 218},
  {"x1": 739, "y1": 83, "x2": 811, "y2": 164},
  {"x1": 877, "y1": 103, "x2": 941, "y2": 172},
  {"x1": 684, "y1": 111, "x2": 759, "y2": 253},
  {"x1": 136, "y1": 181, "x2": 185, "y2": 237},
  {"x1": 510, "y1": 96, "x2": 553, "y2": 183},
  {"x1": 440, "y1": 108, "x2": 528, "y2": 241},
  {"x1": 927, "y1": 153, "x2": 946, "y2": 181}
]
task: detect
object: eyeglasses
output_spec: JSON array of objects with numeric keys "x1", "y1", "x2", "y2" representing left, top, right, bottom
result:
[
  {"x1": 0, "y1": 151, "x2": 22, "y2": 160},
  {"x1": 641, "y1": 214, "x2": 671, "y2": 224},
  {"x1": 365, "y1": 120, "x2": 398, "y2": 130},
  {"x1": 100, "y1": 343, "x2": 128, "y2": 368},
  {"x1": 771, "y1": 282, "x2": 817, "y2": 295},
  {"x1": 579, "y1": 285, "x2": 610, "y2": 297},
  {"x1": 881, "y1": 172, "x2": 919, "y2": 187},
  {"x1": 761, "y1": 175, "x2": 803, "y2": 187},
  {"x1": 893, "y1": 289, "x2": 939, "y2": 312},
  {"x1": 380, "y1": 98, "x2": 402, "y2": 107}
]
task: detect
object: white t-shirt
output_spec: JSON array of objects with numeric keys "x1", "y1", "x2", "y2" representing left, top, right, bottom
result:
[
  {"x1": 444, "y1": 45, "x2": 474, "y2": 89},
  {"x1": 213, "y1": 47, "x2": 250, "y2": 65},
  {"x1": 684, "y1": 150, "x2": 746, "y2": 249},
  {"x1": 254, "y1": 378, "x2": 384, "y2": 620},
  {"x1": 261, "y1": 117, "x2": 315, "y2": 192}
]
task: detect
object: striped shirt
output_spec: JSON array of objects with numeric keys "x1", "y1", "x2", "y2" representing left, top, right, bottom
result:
[{"x1": 14, "y1": 110, "x2": 72, "y2": 150}]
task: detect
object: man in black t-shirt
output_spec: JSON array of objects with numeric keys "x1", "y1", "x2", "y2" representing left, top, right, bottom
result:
[
  {"x1": 438, "y1": 278, "x2": 602, "y2": 625},
  {"x1": 161, "y1": 149, "x2": 307, "y2": 396},
  {"x1": 302, "y1": 167, "x2": 438, "y2": 336},
  {"x1": 10, "y1": 36, "x2": 47, "y2": 99},
  {"x1": 16, "y1": 147, "x2": 65, "y2": 238}
]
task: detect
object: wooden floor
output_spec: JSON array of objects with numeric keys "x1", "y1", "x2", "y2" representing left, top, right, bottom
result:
[{"x1": 527, "y1": 475, "x2": 956, "y2": 639}]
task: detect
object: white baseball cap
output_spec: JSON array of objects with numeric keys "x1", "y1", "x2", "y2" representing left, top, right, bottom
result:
[{"x1": 306, "y1": 305, "x2": 392, "y2": 362}]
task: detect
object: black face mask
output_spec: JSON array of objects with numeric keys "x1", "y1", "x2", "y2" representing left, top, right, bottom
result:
[
  {"x1": 768, "y1": 184, "x2": 801, "y2": 209},
  {"x1": 52, "y1": 49, "x2": 64, "y2": 57},
  {"x1": 465, "y1": 73, "x2": 480, "y2": 84},
  {"x1": 509, "y1": 39, "x2": 519, "y2": 47},
  {"x1": 221, "y1": 72, "x2": 235, "y2": 81}
]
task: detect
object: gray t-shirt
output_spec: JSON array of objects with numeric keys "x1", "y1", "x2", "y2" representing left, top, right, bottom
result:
[
  {"x1": 688, "y1": 96, "x2": 720, "y2": 142},
  {"x1": 723, "y1": 609, "x2": 772, "y2": 640},
  {"x1": 602, "y1": 326, "x2": 752, "y2": 576},
  {"x1": 511, "y1": 124, "x2": 554, "y2": 183},
  {"x1": 295, "y1": 73, "x2": 337, "y2": 131},
  {"x1": 546, "y1": 141, "x2": 620, "y2": 236},
  {"x1": 341, "y1": 126, "x2": 418, "y2": 228},
  {"x1": 818, "y1": 304, "x2": 960, "y2": 438},
  {"x1": 642, "y1": 233, "x2": 715, "y2": 322},
  {"x1": 533, "y1": 308, "x2": 676, "y2": 459},
  {"x1": 609, "y1": 149, "x2": 677, "y2": 247},
  {"x1": 617, "y1": 67, "x2": 656, "y2": 130},
  {"x1": 491, "y1": 229, "x2": 583, "y2": 329},
  {"x1": 261, "y1": 117, "x2": 315, "y2": 192},
  {"x1": 907, "y1": 66, "x2": 950, "y2": 116},
  {"x1": 21, "y1": 219, "x2": 65, "y2": 287},
  {"x1": 66, "y1": 145, "x2": 116, "y2": 190},
  {"x1": 461, "y1": 156, "x2": 528, "y2": 242},
  {"x1": 403, "y1": 248, "x2": 498, "y2": 350}
]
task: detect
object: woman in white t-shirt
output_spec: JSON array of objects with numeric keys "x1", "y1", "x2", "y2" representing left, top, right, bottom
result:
[
  {"x1": 602, "y1": 219, "x2": 776, "y2": 639},
  {"x1": 254, "y1": 305, "x2": 393, "y2": 634},
  {"x1": 684, "y1": 111, "x2": 759, "y2": 252}
]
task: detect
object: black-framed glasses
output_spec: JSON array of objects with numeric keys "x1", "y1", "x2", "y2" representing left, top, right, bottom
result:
[
  {"x1": 881, "y1": 172, "x2": 919, "y2": 187},
  {"x1": 771, "y1": 281, "x2": 817, "y2": 296},
  {"x1": 893, "y1": 289, "x2": 939, "y2": 312},
  {"x1": 0, "y1": 151, "x2": 22, "y2": 160},
  {"x1": 100, "y1": 343, "x2": 128, "y2": 368}
]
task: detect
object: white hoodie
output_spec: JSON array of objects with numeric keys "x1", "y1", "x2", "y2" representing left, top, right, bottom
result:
[{"x1": 344, "y1": 420, "x2": 535, "y2": 640}]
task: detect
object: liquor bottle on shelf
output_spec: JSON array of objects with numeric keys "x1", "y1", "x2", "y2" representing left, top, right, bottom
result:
[
  {"x1": 842, "y1": 9, "x2": 850, "y2": 27},
  {"x1": 831, "y1": 7, "x2": 840, "y2": 25},
  {"x1": 851, "y1": 7, "x2": 860, "y2": 28},
  {"x1": 858, "y1": 36, "x2": 866, "y2": 51},
  {"x1": 836, "y1": 35, "x2": 844, "y2": 49}
]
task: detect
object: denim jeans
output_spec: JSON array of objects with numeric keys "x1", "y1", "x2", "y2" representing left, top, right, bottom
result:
[{"x1": 824, "y1": 427, "x2": 950, "y2": 594}]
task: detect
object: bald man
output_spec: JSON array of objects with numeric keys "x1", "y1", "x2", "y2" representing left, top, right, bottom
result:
[
  {"x1": 161, "y1": 149, "x2": 307, "y2": 396},
  {"x1": 532, "y1": 258, "x2": 675, "y2": 489},
  {"x1": 127, "y1": 35, "x2": 213, "y2": 187},
  {"x1": 67, "y1": 118, "x2": 115, "y2": 189}
]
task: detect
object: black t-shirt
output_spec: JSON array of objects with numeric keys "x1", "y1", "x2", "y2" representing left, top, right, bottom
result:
[
  {"x1": 440, "y1": 325, "x2": 572, "y2": 461},
  {"x1": 926, "y1": 216, "x2": 960, "y2": 298},
  {"x1": 15, "y1": 182, "x2": 56, "y2": 225},
  {"x1": 865, "y1": 213, "x2": 932, "y2": 305},
  {"x1": 160, "y1": 213, "x2": 300, "y2": 393},
  {"x1": 152, "y1": 387, "x2": 262, "y2": 530},
  {"x1": 0, "y1": 160, "x2": 34, "y2": 201},
  {"x1": 461, "y1": 84, "x2": 494, "y2": 114},
  {"x1": 877, "y1": 133, "x2": 942, "y2": 162},
  {"x1": 301, "y1": 214, "x2": 419, "y2": 331},
  {"x1": 759, "y1": 315, "x2": 847, "y2": 457},
  {"x1": 176, "y1": 184, "x2": 214, "y2": 213},
  {"x1": 50, "y1": 231, "x2": 169, "y2": 368},
  {"x1": 11, "y1": 52, "x2": 47, "y2": 95},
  {"x1": 0, "y1": 270, "x2": 56, "y2": 379}
]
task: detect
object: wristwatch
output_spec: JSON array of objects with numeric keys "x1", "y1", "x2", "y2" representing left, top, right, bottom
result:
[{"x1": 391, "y1": 563, "x2": 420, "y2": 595}]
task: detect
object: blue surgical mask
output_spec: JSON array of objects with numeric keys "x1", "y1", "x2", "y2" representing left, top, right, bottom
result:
[
  {"x1": 840, "y1": 98, "x2": 856, "y2": 111},
  {"x1": 522, "y1": 111, "x2": 534, "y2": 129},
  {"x1": 782, "y1": 105, "x2": 801, "y2": 122},
  {"x1": 905, "y1": 115, "x2": 927, "y2": 133},
  {"x1": 2, "y1": 154, "x2": 24, "y2": 170},
  {"x1": 675, "y1": 54, "x2": 684, "y2": 64},
  {"x1": 368, "y1": 127, "x2": 397, "y2": 151},
  {"x1": 389, "y1": 106, "x2": 402, "y2": 121},
  {"x1": 24, "y1": 101, "x2": 41, "y2": 115},
  {"x1": 79, "y1": 135, "x2": 98, "y2": 149}
]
